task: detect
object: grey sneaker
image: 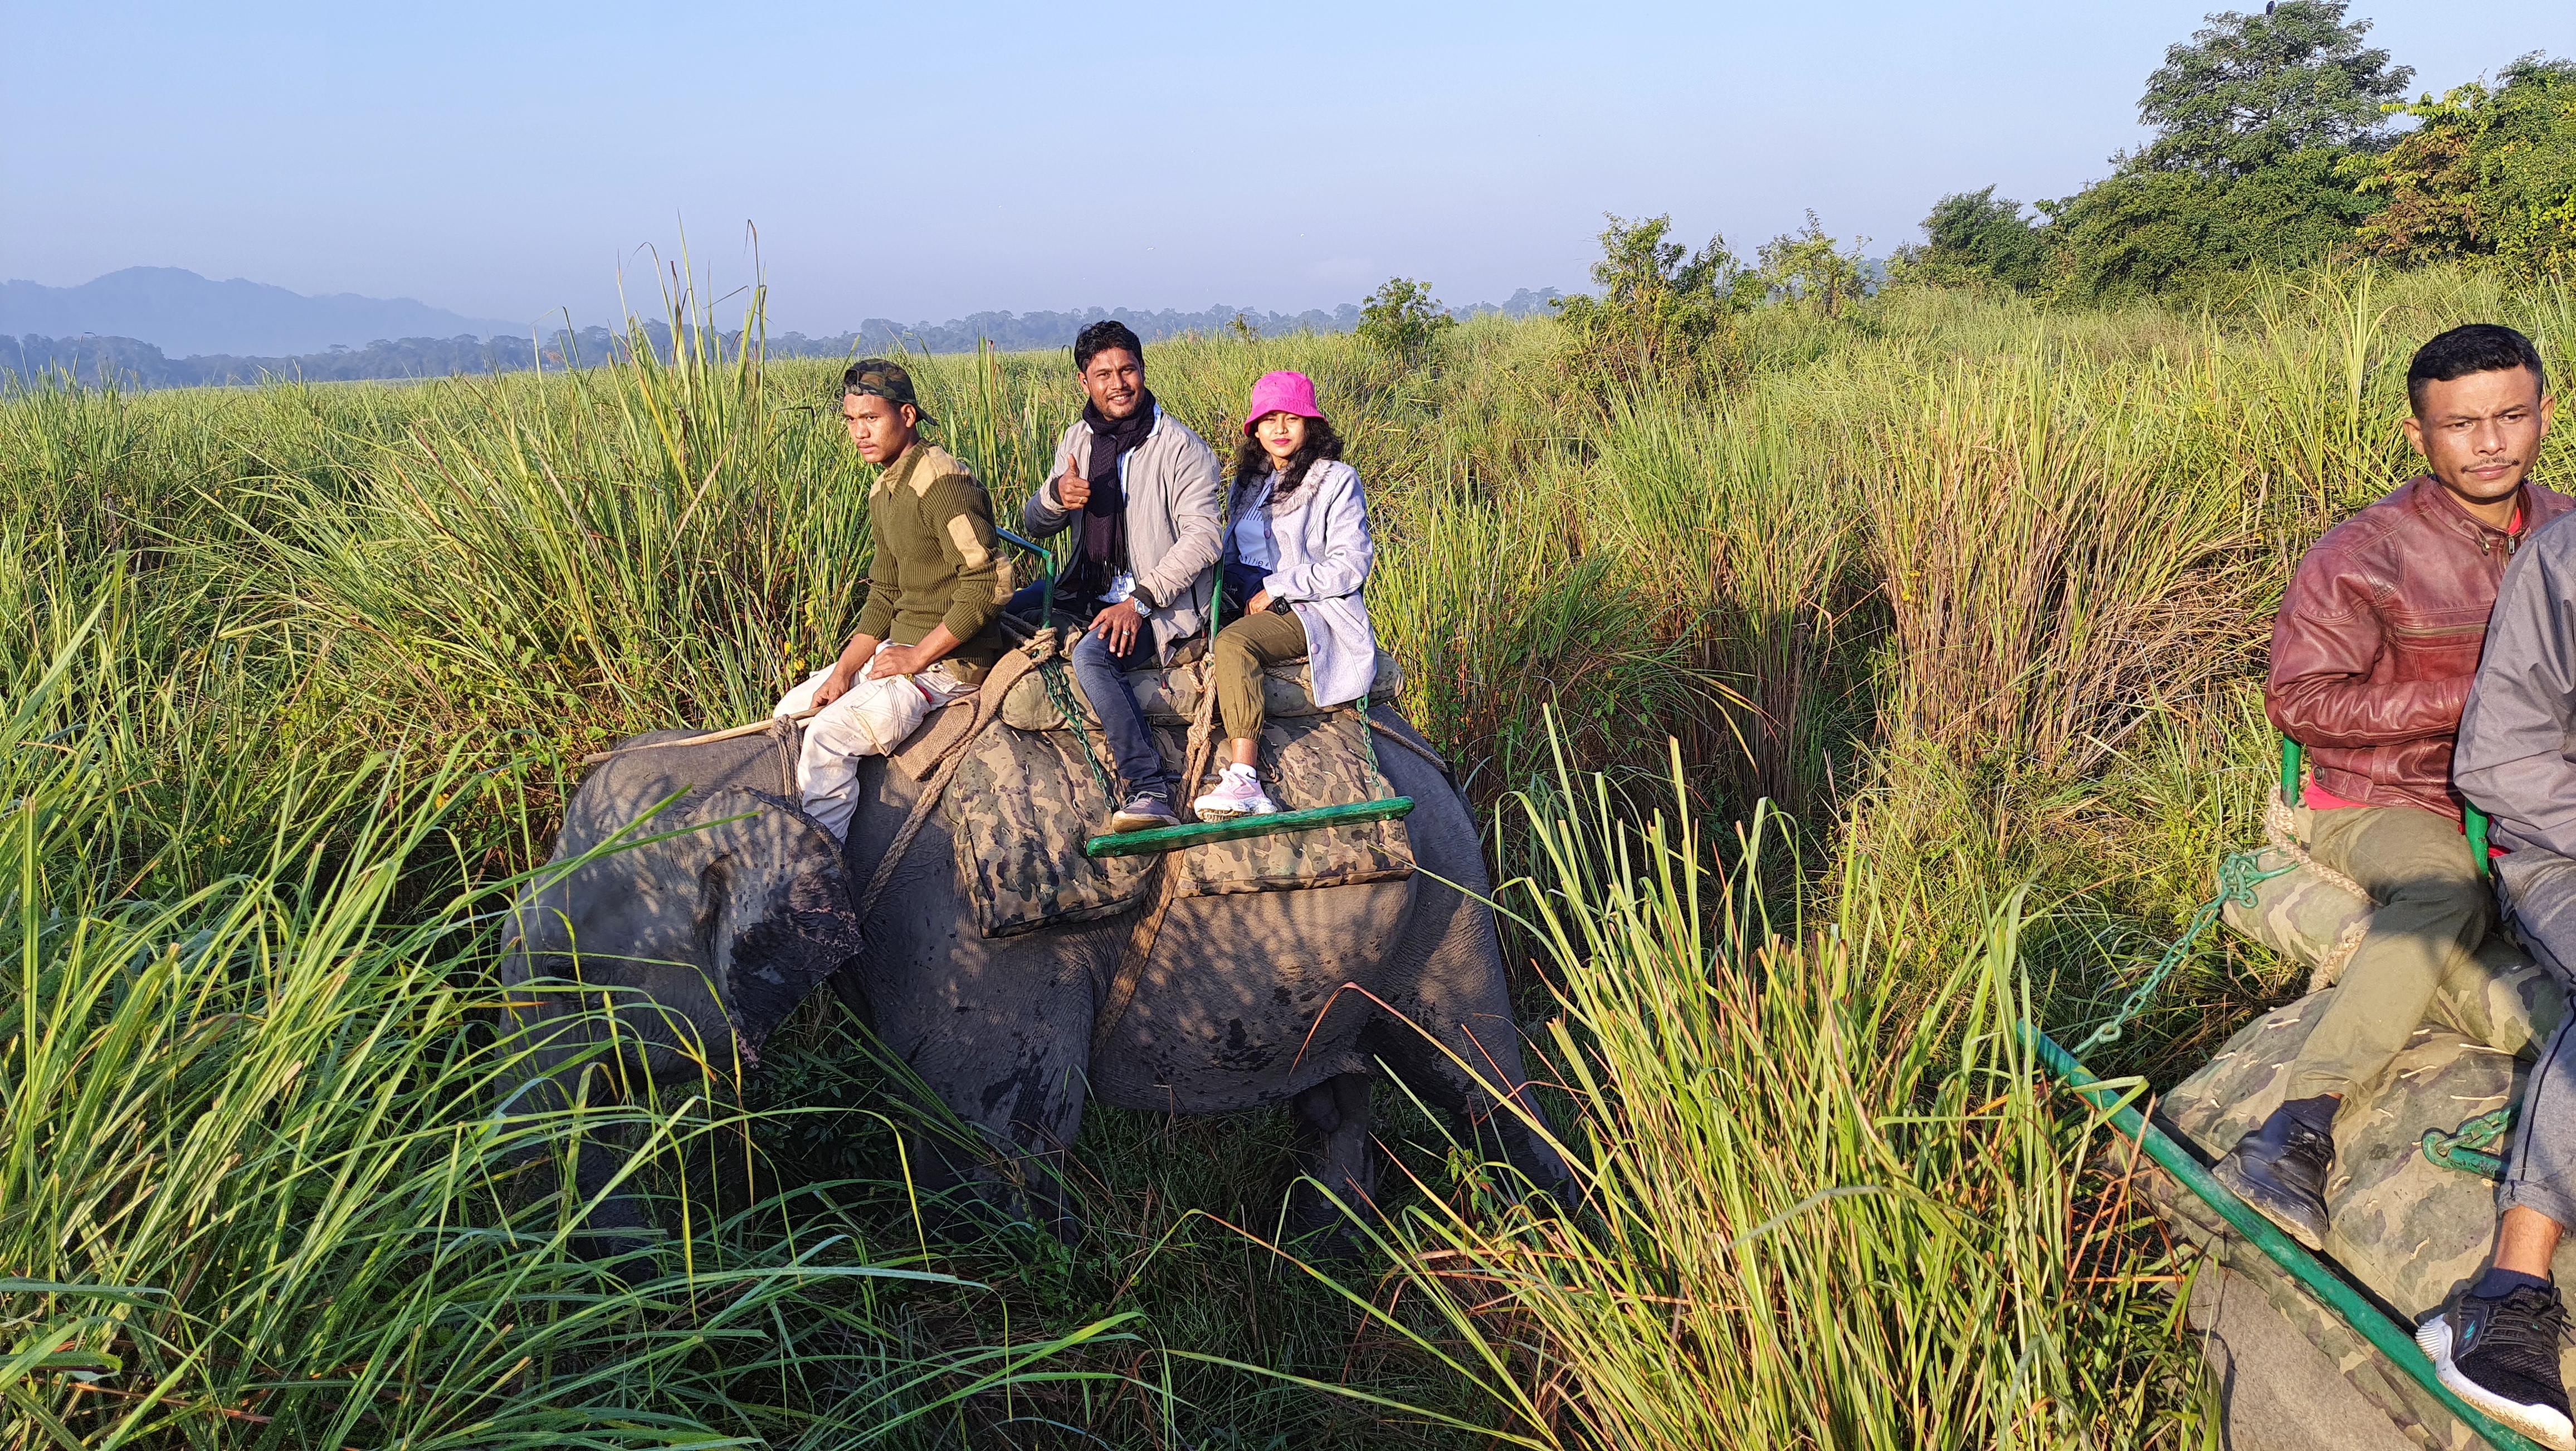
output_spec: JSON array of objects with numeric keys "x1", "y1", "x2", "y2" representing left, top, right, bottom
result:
[{"x1": 1108, "y1": 792, "x2": 1180, "y2": 834}]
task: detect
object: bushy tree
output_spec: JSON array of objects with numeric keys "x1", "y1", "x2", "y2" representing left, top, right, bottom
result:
[
  {"x1": 2129, "y1": 0, "x2": 2411, "y2": 175},
  {"x1": 2041, "y1": 1, "x2": 2402, "y2": 301},
  {"x1": 2046, "y1": 149, "x2": 2379, "y2": 301},
  {"x1": 1895, "y1": 188, "x2": 2052, "y2": 293},
  {"x1": 1755, "y1": 211, "x2": 1872, "y2": 316},
  {"x1": 1355, "y1": 276, "x2": 1455, "y2": 360},
  {"x1": 1552, "y1": 213, "x2": 1753, "y2": 390},
  {"x1": 2355, "y1": 54, "x2": 2576, "y2": 280}
]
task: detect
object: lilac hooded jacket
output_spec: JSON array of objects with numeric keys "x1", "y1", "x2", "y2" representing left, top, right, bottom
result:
[{"x1": 1224, "y1": 459, "x2": 1379, "y2": 708}]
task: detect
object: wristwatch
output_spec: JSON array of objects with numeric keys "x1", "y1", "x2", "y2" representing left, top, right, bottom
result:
[{"x1": 1128, "y1": 585, "x2": 1158, "y2": 620}]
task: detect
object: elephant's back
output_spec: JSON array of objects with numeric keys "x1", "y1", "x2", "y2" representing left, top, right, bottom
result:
[{"x1": 846, "y1": 709, "x2": 1500, "y2": 1114}]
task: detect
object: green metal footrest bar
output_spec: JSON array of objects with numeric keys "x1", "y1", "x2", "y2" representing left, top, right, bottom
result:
[
  {"x1": 2022, "y1": 1022, "x2": 2546, "y2": 1451},
  {"x1": 2424, "y1": 1105, "x2": 2516, "y2": 1178},
  {"x1": 1084, "y1": 797, "x2": 1414, "y2": 859}
]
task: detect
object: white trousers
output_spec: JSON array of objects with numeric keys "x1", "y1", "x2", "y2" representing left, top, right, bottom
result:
[{"x1": 773, "y1": 647, "x2": 974, "y2": 840}]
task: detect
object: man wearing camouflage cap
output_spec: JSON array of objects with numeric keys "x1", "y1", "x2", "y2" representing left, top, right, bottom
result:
[{"x1": 772, "y1": 359, "x2": 1014, "y2": 841}]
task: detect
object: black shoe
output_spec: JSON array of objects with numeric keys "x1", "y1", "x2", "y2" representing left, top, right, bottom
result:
[
  {"x1": 1108, "y1": 791, "x2": 1180, "y2": 834},
  {"x1": 2210, "y1": 1104, "x2": 2335, "y2": 1250},
  {"x1": 2419, "y1": 1283, "x2": 2576, "y2": 1450}
]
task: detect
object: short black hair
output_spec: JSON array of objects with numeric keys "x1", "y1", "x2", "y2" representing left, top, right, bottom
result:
[
  {"x1": 2409, "y1": 323, "x2": 2548, "y2": 415},
  {"x1": 1074, "y1": 320, "x2": 1144, "y2": 373}
]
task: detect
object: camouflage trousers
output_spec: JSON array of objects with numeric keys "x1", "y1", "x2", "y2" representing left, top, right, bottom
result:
[
  {"x1": 2285, "y1": 803, "x2": 2491, "y2": 1102},
  {"x1": 2498, "y1": 845, "x2": 2576, "y2": 1229}
]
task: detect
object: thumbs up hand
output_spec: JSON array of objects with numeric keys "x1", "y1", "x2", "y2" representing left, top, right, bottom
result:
[{"x1": 1055, "y1": 455, "x2": 1090, "y2": 510}]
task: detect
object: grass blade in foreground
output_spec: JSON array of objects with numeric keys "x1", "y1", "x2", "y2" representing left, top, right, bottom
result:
[{"x1": 1240, "y1": 743, "x2": 2205, "y2": 1448}]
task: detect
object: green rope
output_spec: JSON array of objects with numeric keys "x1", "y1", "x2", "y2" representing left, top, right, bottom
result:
[{"x1": 2069, "y1": 848, "x2": 2300, "y2": 1060}]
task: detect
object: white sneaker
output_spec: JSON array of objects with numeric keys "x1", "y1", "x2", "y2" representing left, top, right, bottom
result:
[{"x1": 1193, "y1": 763, "x2": 1279, "y2": 820}]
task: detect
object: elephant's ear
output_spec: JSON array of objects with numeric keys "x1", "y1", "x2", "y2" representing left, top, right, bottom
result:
[{"x1": 701, "y1": 790, "x2": 865, "y2": 1067}]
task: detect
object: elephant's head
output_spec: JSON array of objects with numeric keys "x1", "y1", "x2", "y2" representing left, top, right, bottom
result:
[{"x1": 506, "y1": 787, "x2": 862, "y2": 1073}]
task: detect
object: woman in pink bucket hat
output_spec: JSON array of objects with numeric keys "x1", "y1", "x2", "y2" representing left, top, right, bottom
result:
[{"x1": 1193, "y1": 370, "x2": 1381, "y2": 820}]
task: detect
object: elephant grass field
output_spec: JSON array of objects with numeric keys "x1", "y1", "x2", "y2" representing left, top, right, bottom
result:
[{"x1": 4, "y1": 263, "x2": 2572, "y2": 1448}]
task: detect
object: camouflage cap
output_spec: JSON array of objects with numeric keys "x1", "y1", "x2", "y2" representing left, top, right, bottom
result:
[{"x1": 843, "y1": 358, "x2": 934, "y2": 423}]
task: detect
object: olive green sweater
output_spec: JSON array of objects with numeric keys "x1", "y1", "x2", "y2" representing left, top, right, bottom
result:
[{"x1": 855, "y1": 442, "x2": 1012, "y2": 680}]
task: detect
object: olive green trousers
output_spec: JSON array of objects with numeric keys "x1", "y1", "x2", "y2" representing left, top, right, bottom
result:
[
  {"x1": 2284, "y1": 802, "x2": 2491, "y2": 1102},
  {"x1": 1211, "y1": 607, "x2": 1308, "y2": 743}
]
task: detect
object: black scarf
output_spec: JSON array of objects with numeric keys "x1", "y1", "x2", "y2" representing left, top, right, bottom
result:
[{"x1": 1065, "y1": 390, "x2": 1155, "y2": 599}]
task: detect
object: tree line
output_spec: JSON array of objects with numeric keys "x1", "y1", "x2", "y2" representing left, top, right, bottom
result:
[
  {"x1": 1900, "y1": 3, "x2": 2573, "y2": 300},
  {"x1": 2, "y1": 293, "x2": 1570, "y2": 392}
]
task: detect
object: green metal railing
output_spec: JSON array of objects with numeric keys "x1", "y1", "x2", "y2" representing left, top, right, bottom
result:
[{"x1": 2023, "y1": 1024, "x2": 2546, "y2": 1451}]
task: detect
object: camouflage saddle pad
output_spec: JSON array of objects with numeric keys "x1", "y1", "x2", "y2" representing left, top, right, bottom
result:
[
  {"x1": 2154, "y1": 892, "x2": 2569, "y2": 1346},
  {"x1": 942, "y1": 704, "x2": 1414, "y2": 939},
  {"x1": 994, "y1": 636, "x2": 1406, "y2": 733},
  {"x1": 2153, "y1": 965, "x2": 2570, "y2": 1321}
]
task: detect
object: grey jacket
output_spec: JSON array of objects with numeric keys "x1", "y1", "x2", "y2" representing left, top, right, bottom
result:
[
  {"x1": 2457, "y1": 512, "x2": 2576, "y2": 856},
  {"x1": 1226, "y1": 459, "x2": 1378, "y2": 708},
  {"x1": 1023, "y1": 406, "x2": 1223, "y2": 662}
]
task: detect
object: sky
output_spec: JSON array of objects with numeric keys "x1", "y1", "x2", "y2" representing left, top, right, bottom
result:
[{"x1": 1, "y1": 1, "x2": 2563, "y2": 335}]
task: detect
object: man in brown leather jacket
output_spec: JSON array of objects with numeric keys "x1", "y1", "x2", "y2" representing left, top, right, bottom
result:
[{"x1": 2217, "y1": 324, "x2": 2572, "y2": 1265}]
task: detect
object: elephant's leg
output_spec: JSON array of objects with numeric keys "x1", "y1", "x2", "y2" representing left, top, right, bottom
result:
[
  {"x1": 1286, "y1": 1072, "x2": 1379, "y2": 1253},
  {"x1": 1371, "y1": 881, "x2": 1575, "y2": 1201},
  {"x1": 882, "y1": 987, "x2": 1096, "y2": 1248},
  {"x1": 1371, "y1": 1017, "x2": 1566, "y2": 1196}
]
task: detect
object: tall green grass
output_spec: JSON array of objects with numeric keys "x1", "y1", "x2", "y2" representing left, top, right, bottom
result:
[
  {"x1": 1286, "y1": 749, "x2": 2198, "y2": 1447},
  {"x1": 0, "y1": 567, "x2": 1133, "y2": 1447},
  {"x1": 4, "y1": 260, "x2": 2570, "y2": 1445}
]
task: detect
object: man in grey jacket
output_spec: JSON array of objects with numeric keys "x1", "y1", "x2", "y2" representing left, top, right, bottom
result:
[
  {"x1": 1011, "y1": 320, "x2": 1223, "y2": 832},
  {"x1": 2421, "y1": 323, "x2": 2568, "y2": 1449}
]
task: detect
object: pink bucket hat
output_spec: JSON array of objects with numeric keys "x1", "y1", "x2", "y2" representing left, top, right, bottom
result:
[{"x1": 1242, "y1": 370, "x2": 1324, "y2": 437}]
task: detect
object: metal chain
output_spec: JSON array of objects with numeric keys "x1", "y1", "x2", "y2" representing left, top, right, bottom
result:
[
  {"x1": 2069, "y1": 848, "x2": 2300, "y2": 1060},
  {"x1": 2423, "y1": 1107, "x2": 2515, "y2": 1178},
  {"x1": 1036, "y1": 646, "x2": 1118, "y2": 801},
  {"x1": 1353, "y1": 691, "x2": 1385, "y2": 800}
]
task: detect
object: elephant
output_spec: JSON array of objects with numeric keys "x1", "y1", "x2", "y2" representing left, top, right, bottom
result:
[{"x1": 499, "y1": 702, "x2": 1571, "y2": 1250}]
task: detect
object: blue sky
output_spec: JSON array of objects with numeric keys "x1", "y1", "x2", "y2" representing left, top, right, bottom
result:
[{"x1": 1, "y1": 1, "x2": 2562, "y2": 333}]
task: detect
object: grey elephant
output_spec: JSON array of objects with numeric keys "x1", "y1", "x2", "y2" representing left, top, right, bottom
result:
[{"x1": 500, "y1": 706, "x2": 1572, "y2": 1248}]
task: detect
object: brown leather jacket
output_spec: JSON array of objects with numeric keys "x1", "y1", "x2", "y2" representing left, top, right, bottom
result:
[{"x1": 2267, "y1": 475, "x2": 2573, "y2": 820}]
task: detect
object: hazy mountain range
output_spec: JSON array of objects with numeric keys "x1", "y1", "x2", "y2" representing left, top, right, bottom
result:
[
  {"x1": 1, "y1": 268, "x2": 524, "y2": 358},
  {"x1": 1, "y1": 267, "x2": 1567, "y2": 388}
]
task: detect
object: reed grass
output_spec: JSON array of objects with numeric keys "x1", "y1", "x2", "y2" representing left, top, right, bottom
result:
[
  {"x1": 3, "y1": 260, "x2": 2569, "y2": 1445},
  {"x1": 1277, "y1": 745, "x2": 2201, "y2": 1448}
]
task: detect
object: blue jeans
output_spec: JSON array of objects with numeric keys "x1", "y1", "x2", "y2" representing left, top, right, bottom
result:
[{"x1": 1009, "y1": 582, "x2": 1169, "y2": 801}]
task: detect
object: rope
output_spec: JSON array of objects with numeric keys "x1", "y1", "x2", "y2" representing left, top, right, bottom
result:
[
  {"x1": 855, "y1": 646, "x2": 1036, "y2": 922},
  {"x1": 2262, "y1": 788, "x2": 2373, "y2": 903},
  {"x1": 1092, "y1": 656, "x2": 1224, "y2": 1056},
  {"x1": 582, "y1": 706, "x2": 818, "y2": 765},
  {"x1": 2070, "y1": 846, "x2": 2299, "y2": 1060},
  {"x1": 1364, "y1": 707, "x2": 1453, "y2": 778}
]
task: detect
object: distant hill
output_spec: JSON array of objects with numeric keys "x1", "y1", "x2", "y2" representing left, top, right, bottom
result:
[
  {"x1": 772, "y1": 289, "x2": 1566, "y2": 357},
  {"x1": 1, "y1": 286, "x2": 1569, "y2": 390},
  {"x1": 0, "y1": 267, "x2": 522, "y2": 358}
]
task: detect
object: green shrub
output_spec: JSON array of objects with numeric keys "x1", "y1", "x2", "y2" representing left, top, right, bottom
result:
[{"x1": 1355, "y1": 276, "x2": 1457, "y2": 362}]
